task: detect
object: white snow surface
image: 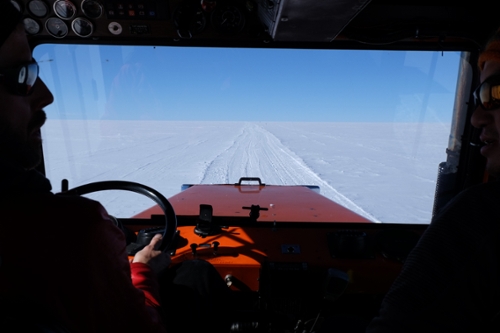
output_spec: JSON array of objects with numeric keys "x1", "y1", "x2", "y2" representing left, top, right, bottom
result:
[{"x1": 42, "y1": 120, "x2": 451, "y2": 223}]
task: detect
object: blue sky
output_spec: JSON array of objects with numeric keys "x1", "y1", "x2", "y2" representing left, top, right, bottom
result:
[{"x1": 34, "y1": 44, "x2": 461, "y2": 123}]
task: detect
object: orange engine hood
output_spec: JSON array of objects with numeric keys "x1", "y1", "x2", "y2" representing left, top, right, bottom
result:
[{"x1": 137, "y1": 183, "x2": 371, "y2": 223}]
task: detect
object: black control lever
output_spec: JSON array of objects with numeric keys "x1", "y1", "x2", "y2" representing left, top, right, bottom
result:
[
  {"x1": 242, "y1": 204, "x2": 268, "y2": 222},
  {"x1": 190, "y1": 243, "x2": 198, "y2": 256},
  {"x1": 194, "y1": 204, "x2": 221, "y2": 237},
  {"x1": 212, "y1": 241, "x2": 220, "y2": 255}
]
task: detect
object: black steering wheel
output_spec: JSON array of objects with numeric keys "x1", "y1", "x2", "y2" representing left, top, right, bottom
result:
[{"x1": 63, "y1": 180, "x2": 177, "y2": 252}]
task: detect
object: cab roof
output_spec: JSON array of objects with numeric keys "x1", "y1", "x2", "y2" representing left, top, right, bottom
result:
[{"x1": 25, "y1": 0, "x2": 497, "y2": 52}]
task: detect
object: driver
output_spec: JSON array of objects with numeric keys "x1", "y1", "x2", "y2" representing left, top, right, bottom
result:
[{"x1": 0, "y1": 2, "x2": 167, "y2": 332}]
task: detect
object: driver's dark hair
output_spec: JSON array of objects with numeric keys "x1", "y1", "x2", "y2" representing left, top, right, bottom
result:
[
  {"x1": 0, "y1": 1, "x2": 22, "y2": 50},
  {"x1": 478, "y1": 28, "x2": 500, "y2": 71}
]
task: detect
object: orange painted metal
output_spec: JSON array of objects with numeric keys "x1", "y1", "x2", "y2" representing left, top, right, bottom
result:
[
  {"x1": 169, "y1": 225, "x2": 403, "y2": 294},
  {"x1": 133, "y1": 184, "x2": 400, "y2": 294},
  {"x1": 137, "y1": 184, "x2": 371, "y2": 223},
  {"x1": 171, "y1": 226, "x2": 264, "y2": 291}
]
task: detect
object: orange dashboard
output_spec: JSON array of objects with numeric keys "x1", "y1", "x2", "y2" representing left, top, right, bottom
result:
[
  {"x1": 128, "y1": 183, "x2": 426, "y2": 298},
  {"x1": 165, "y1": 222, "x2": 424, "y2": 295}
]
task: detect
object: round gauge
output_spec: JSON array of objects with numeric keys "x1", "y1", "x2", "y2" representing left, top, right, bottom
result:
[
  {"x1": 10, "y1": 0, "x2": 21, "y2": 11},
  {"x1": 28, "y1": 0, "x2": 49, "y2": 18},
  {"x1": 23, "y1": 17, "x2": 41, "y2": 35},
  {"x1": 45, "y1": 17, "x2": 68, "y2": 38},
  {"x1": 72, "y1": 17, "x2": 93, "y2": 37},
  {"x1": 53, "y1": 0, "x2": 77, "y2": 20},
  {"x1": 81, "y1": 0, "x2": 103, "y2": 19},
  {"x1": 173, "y1": 3, "x2": 207, "y2": 39},
  {"x1": 108, "y1": 22, "x2": 122, "y2": 35},
  {"x1": 211, "y1": 5, "x2": 246, "y2": 35}
]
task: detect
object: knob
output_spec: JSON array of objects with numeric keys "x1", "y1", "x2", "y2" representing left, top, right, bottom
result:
[
  {"x1": 212, "y1": 241, "x2": 220, "y2": 254},
  {"x1": 190, "y1": 243, "x2": 198, "y2": 256},
  {"x1": 225, "y1": 274, "x2": 233, "y2": 287}
]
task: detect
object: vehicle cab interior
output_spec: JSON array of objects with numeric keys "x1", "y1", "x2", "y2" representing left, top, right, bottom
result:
[{"x1": 8, "y1": 0, "x2": 498, "y2": 331}]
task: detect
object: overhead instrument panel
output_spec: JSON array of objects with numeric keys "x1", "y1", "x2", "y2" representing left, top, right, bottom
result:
[
  {"x1": 13, "y1": 0, "x2": 270, "y2": 45},
  {"x1": 16, "y1": 0, "x2": 170, "y2": 40},
  {"x1": 9, "y1": 0, "x2": 494, "y2": 49}
]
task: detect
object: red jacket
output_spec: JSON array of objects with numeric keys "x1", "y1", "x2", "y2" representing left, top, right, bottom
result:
[{"x1": 0, "y1": 193, "x2": 166, "y2": 333}]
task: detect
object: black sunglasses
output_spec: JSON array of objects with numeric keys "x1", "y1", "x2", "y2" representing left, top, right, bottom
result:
[
  {"x1": 0, "y1": 60, "x2": 39, "y2": 96},
  {"x1": 473, "y1": 74, "x2": 500, "y2": 111}
]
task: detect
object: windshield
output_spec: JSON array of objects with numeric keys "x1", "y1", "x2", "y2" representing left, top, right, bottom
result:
[{"x1": 34, "y1": 44, "x2": 461, "y2": 223}]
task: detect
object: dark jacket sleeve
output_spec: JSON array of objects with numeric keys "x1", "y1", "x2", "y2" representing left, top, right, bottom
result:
[
  {"x1": 367, "y1": 182, "x2": 500, "y2": 333},
  {"x1": 82, "y1": 200, "x2": 166, "y2": 333},
  {"x1": 0, "y1": 193, "x2": 166, "y2": 333}
]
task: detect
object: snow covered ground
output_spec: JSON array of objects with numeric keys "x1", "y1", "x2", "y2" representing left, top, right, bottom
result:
[{"x1": 42, "y1": 120, "x2": 451, "y2": 223}]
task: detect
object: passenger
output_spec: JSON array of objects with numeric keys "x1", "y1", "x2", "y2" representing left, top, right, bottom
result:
[
  {"x1": 366, "y1": 29, "x2": 500, "y2": 332},
  {"x1": 0, "y1": 2, "x2": 230, "y2": 332}
]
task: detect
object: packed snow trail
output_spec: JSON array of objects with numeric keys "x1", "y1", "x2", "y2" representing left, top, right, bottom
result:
[
  {"x1": 199, "y1": 123, "x2": 378, "y2": 221},
  {"x1": 43, "y1": 120, "x2": 449, "y2": 222}
]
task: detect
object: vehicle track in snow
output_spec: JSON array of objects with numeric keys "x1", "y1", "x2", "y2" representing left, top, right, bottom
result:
[
  {"x1": 199, "y1": 122, "x2": 377, "y2": 221},
  {"x1": 45, "y1": 120, "x2": 447, "y2": 222}
]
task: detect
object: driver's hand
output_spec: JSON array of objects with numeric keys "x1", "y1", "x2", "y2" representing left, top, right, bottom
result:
[{"x1": 132, "y1": 234, "x2": 171, "y2": 273}]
